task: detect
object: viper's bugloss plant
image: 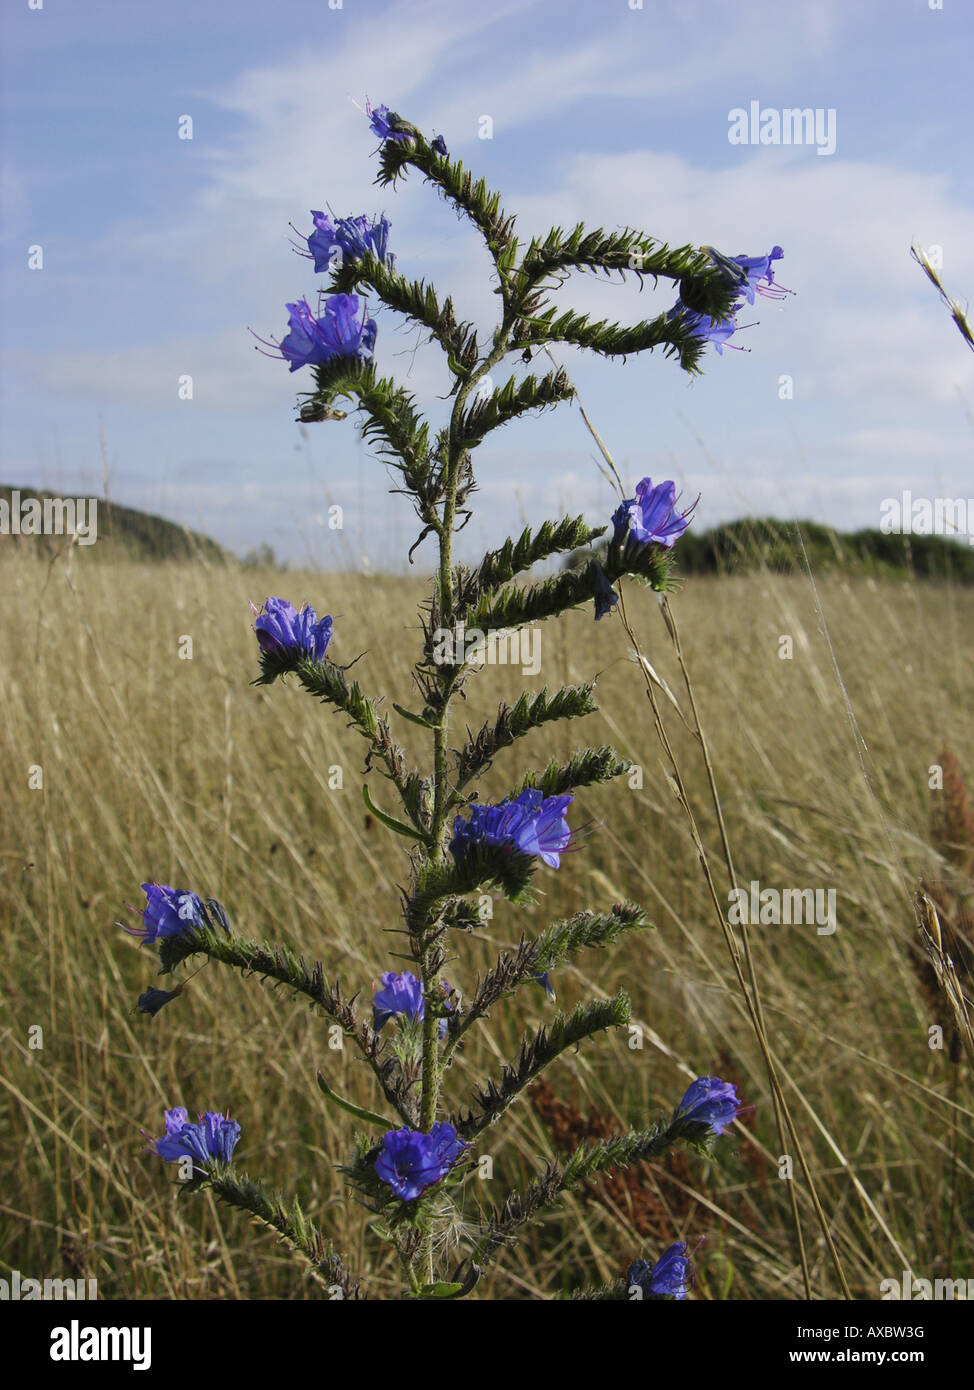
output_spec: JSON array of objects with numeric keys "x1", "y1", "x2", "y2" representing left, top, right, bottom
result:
[{"x1": 121, "y1": 100, "x2": 790, "y2": 1300}]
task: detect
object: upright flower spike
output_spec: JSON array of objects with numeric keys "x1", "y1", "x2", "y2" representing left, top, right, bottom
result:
[
  {"x1": 374, "y1": 1123, "x2": 467, "y2": 1201},
  {"x1": 675, "y1": 1075, "x2": 741, "y2": 1136},
  {"x1": 125, "y1": 883, "x2": 207, "y2": 946},
  {"x1": 372, "y1": 971, "x2": 452, "y2": 1039},
  {"x1": 252, "y1": 597, "x2": 333, "y2": 661},
  {"x1": 612, "y1": 478, "x2": 693, "y2": 549},
  {"x1": 151, "y1": 1107, "x2": 241, "y2": 1165},
  {"x1": 627, "y1": 1242, "x2": 694, "y2": 1300}
]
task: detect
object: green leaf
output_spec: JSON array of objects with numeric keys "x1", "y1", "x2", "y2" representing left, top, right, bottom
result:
[
  {"x1": 392, "y1": 702, "x2": 436, "y2": 730},
  {"x1": 417, "y1": 1281, "x2": 465, "y2": 1300},
  {"x1": 362, "y1": 783, "x2": 428, "y2": 842},
  {"x1": 315, "y1": 1071, "x2": 397, "y2": 1130}
]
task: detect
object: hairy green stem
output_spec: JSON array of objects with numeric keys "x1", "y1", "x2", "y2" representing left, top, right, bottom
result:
[{"x1": 413, "y1": 306, "x2": 518, "y2": 1287}]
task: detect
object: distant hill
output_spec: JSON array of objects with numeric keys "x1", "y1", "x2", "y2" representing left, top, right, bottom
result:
[
  {"x1": 676, "y1": 518, "x2": 974, "y2": 581},
  {"x1": 567, "y1": 517, "x2": 974, "y2": 584},
  {"x1": 0, "y1": 485, "x2": 232, "y2": 564}
]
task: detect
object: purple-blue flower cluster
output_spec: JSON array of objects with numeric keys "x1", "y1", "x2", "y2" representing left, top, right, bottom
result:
[
  {"x1": 252, "y1": 597, "x2": 333, "y2": 662},
  {"x1": 151, "y1": 1107, "x2": 241, "y2": 1165},
  {"x1": 666, "y1": 303, "x2": 740, "y2": 356},
  {"x1": 627, "y1": 1242, "x2": 693, "y2": 1299},
  {"x1": 305, "y1": 211, "x2": 395, "y2": 274},
  {"x1": 670, "y1": 244, "x2": 791, "y2": 354},
  {"x1": 676, "y1": 1075, "x2": 742, "y2": 1136},
  {"x1": 256, "y1": 294, "x2": 377, "y2": 373},
  {"x1": 372, "y1": 971, "x2": 452, "y2": 1040},
  {"x1": 374, "y1": 1122, "x2": 466, "y2": 1201},
  {"x1": 125, "y1": 883, "x2": 206, "y2": 946},
  {"x1": 366, "y1": 100, "x2": 411, "y2": 145},
  {"x1": 705, "y1": 244, "x2": 790, "y2": 305},
  {"x1": 450, "y1": 789, "x2": 575, "y2": 869},
  {"x1": 612, "y1": 478, "x2": 693, "y2": 550}
]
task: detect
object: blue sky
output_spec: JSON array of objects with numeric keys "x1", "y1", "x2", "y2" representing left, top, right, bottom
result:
[{"x1": 2, "y1": 0, "x2": 973, "y2": 567}]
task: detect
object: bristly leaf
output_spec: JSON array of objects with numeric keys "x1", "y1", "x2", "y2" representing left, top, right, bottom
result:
[
  {"x1": 464, "y1": 1117, "x2": 682, "y2": 1277},
  {"x1": 455, "y1": 516, "x2": 606, "y2": 619},
  {"x1": 328, "y1": 255, "x2": 480, "y2": 383},
  {"x1": 454, "y1": 683, "x2": 599, "y2": 789},
  {"x1": 451, "y1": 992, "x2": 632, "y2": 1140},
  {"x1": 297, "y1": 353, "x2": 377, "y2": 421},
  {"x1": 253, "y1": 652, "x2": 424, "y2": 833},
  {"x1": 158, "y1": 922, "x2": 417, "y2": 1126},
  {"x1": 456, "y1": 367, "x2": 575, "y2": 449},
  {"x1": 511, "y1": 224, "x2": 715, "y2": 296},
  {"x1": 299, "y1": 361, "x2": 434, "y2": 497},
  {"x1": 468, "y1": 551, "x2": 675, "y2": 634},
  {"x1": 450, "y1": 904, "x2": 649, "y2": 1047},
  {"x1": 374, "y1": 122, "x2": 517, "y2": 263},
  {"x1": 186, "y1": 1163, "x2": 364, "y2": 1298},
  {"x1": 511, "y1": 746, "x2": 631, "y2": 799},
  {"x1": 512, "y1": 302, "x2": 719, "y2": 373}
]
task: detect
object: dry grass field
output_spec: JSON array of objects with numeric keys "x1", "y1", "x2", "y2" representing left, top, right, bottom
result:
[{"x1": 1, "y1": 545, "x2": 972, "y2": 1300}]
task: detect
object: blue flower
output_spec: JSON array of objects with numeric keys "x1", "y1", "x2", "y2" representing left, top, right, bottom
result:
[
  {"x1": 372, "y1": 971, "x2": 452, "y2": 1040},
  {"x1": 255, "y1": 294, "x2": 377, "y2": 373},
  {"x1": 612, "y1": 478, "x2": 692, "y2": 548},
  {"x1": 432, "y1": 134, "x2": 449, "y2": 157},
  {"x1": 675, "y1": 1075, "x2": 741, "y2": 1136},
  {"x1": 136, "y1": 986, "x2": 182, "y2": 1017},
  {"x1": 365, "y1": 100, "x2": 410, "y2": 144},
  {"x1": 449, "y1": 789, "x2": 576, "y2": 869},
  {"x1": 667, "y1": 301, "x2": 740, "y2": 355},
  {"x1": 668, "y1": 245, "x2": 789, "y2": 357},
  {"x1": 512, "y1": 790, "x2": 574, "y2": 868},
  {"x1": 374, "y1": 1122, "x2": 467, "y2": 1200},
  {"x1": 593, "y1": 562, "x2": 619, "y2": 620},
  {"x1": 627, "y1": 1242, "x2": 693, "y2": 1299},
  {"x1": 151, "y1": 1107, "x2": 241, "y2": 1165},
  {"x1": 449, "y1": 797, "x2": 530, "y2": 861},
  {"x1": 125, "y1": 883, "x2": 206, "y2": 946},
  {"x1": 252, "y1": 596, "x2": 333, "y2": 661},
  {"x1": 306, "y1": 211, "x2": 395, "y2": 273},
  {"x1": 703, "y1": 244, "x2": 791, "y2": 305}
]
